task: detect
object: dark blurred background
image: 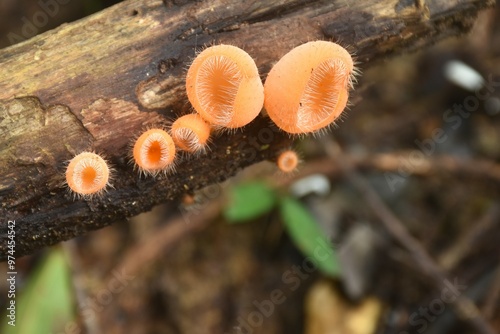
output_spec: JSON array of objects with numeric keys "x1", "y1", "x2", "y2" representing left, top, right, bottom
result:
[{"x1": 0, "y1": 0, "x2": 122, "y2": 49}]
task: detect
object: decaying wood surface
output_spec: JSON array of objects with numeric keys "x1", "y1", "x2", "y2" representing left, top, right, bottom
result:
[{"x1": 0, "y1": 0, "x2": 495, "y2": 259}]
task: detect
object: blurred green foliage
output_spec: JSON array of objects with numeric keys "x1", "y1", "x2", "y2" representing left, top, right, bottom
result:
[
  {"x1": 224, "y1": 181, "x2": 278, "y2": 222},
  {"x1": 2, "y1": 248, "x2": 75, "y2": 334},
  {"x1": 224, "y1": 182, "x2": 340, "y2": 277}
]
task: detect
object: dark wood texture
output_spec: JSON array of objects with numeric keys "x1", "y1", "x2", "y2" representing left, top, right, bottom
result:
[{"x1": 0, "y1": 0, "x2": 495, "y2": 259}]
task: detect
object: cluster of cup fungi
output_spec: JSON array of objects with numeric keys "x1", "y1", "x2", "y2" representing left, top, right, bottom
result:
[{"x1": 65, "y1": 41, "x2": 356, "y2": 199}]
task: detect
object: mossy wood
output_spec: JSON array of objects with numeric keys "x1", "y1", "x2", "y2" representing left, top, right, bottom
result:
[{"x1": 0, "y1": 0, "x2": 494, "y2": 259}]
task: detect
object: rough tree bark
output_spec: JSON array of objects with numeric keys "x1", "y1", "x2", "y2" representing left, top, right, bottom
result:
[{"x1": 0, "y1": 0, "x2": 495, "y2": 259}]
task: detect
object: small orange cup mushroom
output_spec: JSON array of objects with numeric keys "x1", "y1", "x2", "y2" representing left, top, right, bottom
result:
[
  {"x1": 276, "y1": 149, "x2": 300, "y2": 173},
  {"x1": 264, "y1": 41, "x2": 354, "y2": 134},
  {"x1": 66, "y1": 152, "x2": 111, "y2": 198},
  {"x1": 171, "y1": 114, "x2": 211, "y2": 153},
  {"x1": 186, "y1": 44, "x2": 264, "y2": 129},
  {"x1": 133, "y1": 128, "x2": 176, "y2": 176}
]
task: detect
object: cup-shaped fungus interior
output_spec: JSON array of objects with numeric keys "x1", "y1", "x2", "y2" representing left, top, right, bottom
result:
[
  {"x1": 145, "y1": 140, "x2": 163, "y2": 167},
  {"x1": 80, "y1": 166, "x2": 98, "y2": 192},
  {"x1": 171, "y1": 114, "x2": 211, "y2": 153},
  {"x1": 186, "y1": 44, "x2": 264, "y2": 128},
  {"x1": 66, "y1": 152, "x2": 110, "y2": 196},
  {"x1": 264, "y1": 41, "x2": 353, "y2": 134},
  {"x1": 277, "y1": 150, "x2": 299, "y2": 173},
  {"x1": 133, "y1": 129, "x2": 176, "y2": 173}
]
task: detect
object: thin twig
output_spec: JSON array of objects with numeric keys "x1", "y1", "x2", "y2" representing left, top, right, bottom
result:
[
  {"x1": 299, "y1": 152, "x2": 500, "y2": 183},
  {"x1": 361, "y1": 152, "x2": 500, "y2": 183},
  {"x1": 438, "y1": 204, "x2": 500, "y2": 271}
]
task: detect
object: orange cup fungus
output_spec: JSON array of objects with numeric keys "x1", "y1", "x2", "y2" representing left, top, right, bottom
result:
[
  {"x1": 276, "y1": 150, "x2": 300, "y2": 173},
  {"x1": 66, "y1": 152, "x2": 111, "y2": 197},
  {"x1": 186, "y1": 44, "x2": 264, "y2": 129},
  {"x1": 133, "y1": 128, "x2": 176, "y2": 176},
  {"x1": 171, "y1": 114, "x2": 211, "y2": 153},
  {"x1": 264, "y1": 41, "x2": 354, "y2": 134}
]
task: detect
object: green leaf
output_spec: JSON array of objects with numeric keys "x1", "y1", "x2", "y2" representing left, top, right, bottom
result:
[
  {"x1": 280, "y1": 196, "x2": 340, "y2": 277},
  {"x1": 224, "y1": 182, "x2": 277, "y2": 223},
  {"x1": 2, "y1": 248, "x2": 75, "y2": 334}
]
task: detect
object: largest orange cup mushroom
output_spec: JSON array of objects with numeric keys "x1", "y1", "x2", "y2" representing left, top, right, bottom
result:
[
  {"x1": 186, "y1": 44, "x2": 264, "y2": 129},
  {"x1": 264, "y1": 41, "x2": 354, "y2": 134}
]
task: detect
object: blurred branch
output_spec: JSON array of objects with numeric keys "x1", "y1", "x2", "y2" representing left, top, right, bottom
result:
[
  {"x1": 360, "y1": 152, "x2": 500, "y2": 183},
  {"x1": 437, "y1": 204, "x2": 500, "y2": 271},
  {"x1": 277, "y1": 151, "x2": 500, "y2": 186},
  {"x1": 322, "y1": 140, "x2": 496, "y2": 334},
  {"x1": 104, "y1": 200, "x2": 222, "y2": 285}
]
